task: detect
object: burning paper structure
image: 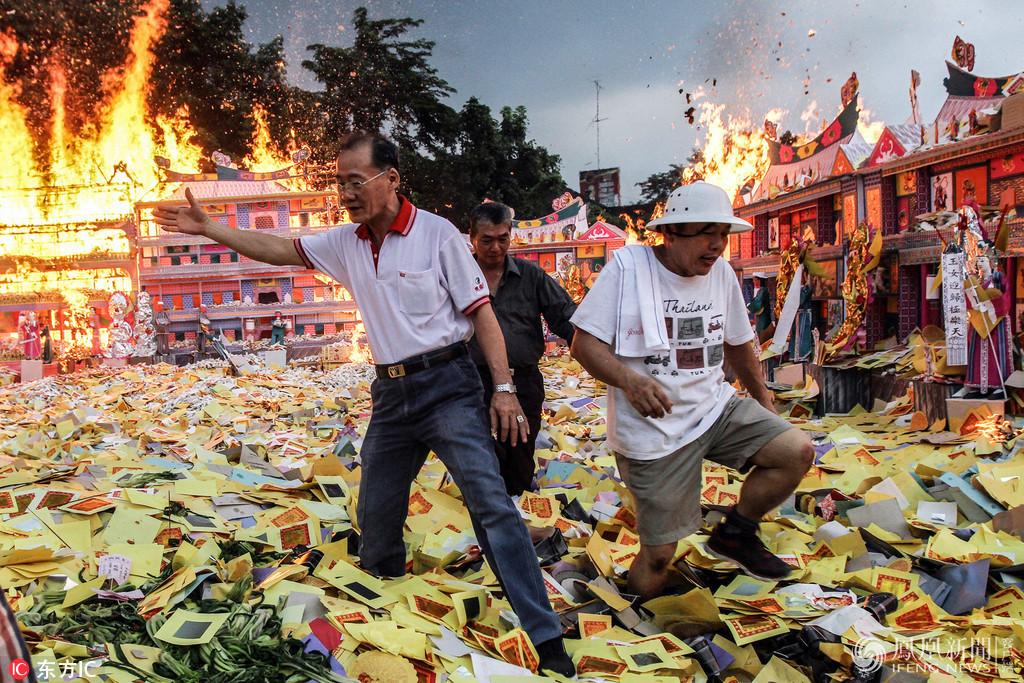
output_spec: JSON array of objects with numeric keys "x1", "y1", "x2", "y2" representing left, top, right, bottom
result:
[{"x1": 0, "y1": 0, "x2": 295, "y2": 360}]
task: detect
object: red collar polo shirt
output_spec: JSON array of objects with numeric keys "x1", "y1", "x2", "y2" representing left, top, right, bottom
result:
[{"x1": 293, "y1": 197, "x2": 490, "y2": 364}]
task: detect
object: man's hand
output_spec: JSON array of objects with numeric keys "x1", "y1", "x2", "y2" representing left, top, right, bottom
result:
[
  {"x1": 622, "y1": 371, "x2": 673, "y2": 418},
  {"x1": 153, "y1": 187, "x2": 210, "y2": 236},
  {"x1": 490, "y1": 392, "x2": 529, "y2": 446}
]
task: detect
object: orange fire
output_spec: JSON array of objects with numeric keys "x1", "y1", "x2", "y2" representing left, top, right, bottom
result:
[
  {"x1": 4, "y1": 0, "x2": 204, "y2": 227},
  {"x1": 857, "y1": 98, "x2": 886, "y2": 145},
  {"x1": 620, "y1": 202, "x2": 664, "y2": 247},
  {"x1": 682, "y1": 102, "x2": 771, "y2": 203},
  {"x1": 968, "y1": 413, "x2": 1020, "y2": 445},
  {"x1": 0, "y1": 0, "x2": 204, "y2": 354},
  {"x1": 348, "y1": 321, "x2": 371, "y2": 364},
  {"x1": 243, "y1": 105, "x2": 295, "y2": 174}
]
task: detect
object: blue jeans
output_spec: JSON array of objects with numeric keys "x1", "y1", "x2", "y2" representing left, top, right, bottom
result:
[{"x1": 356, "y1": 354, "x2": 562, "y2": 644}]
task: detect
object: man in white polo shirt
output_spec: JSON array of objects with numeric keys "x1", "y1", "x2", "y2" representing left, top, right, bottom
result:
[
  {"x1": 153, "y1": 133, "x2": 574, "y2": 676},
  {"x1": 570, "y1": 182, "x2": 814, "y2": 600}
]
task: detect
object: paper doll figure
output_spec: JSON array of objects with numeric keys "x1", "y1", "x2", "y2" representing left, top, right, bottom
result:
[
  {"x1": 106, "y1": 292, "x2": 135, "y2": 359},
  {"x1": 197, "y1": 305, "x2": 212, "y2": 353},
  {"x1": 154, "y1": 302, "x2": 171, "y2": 356},
  {"x1": 747, "y1": 274, "x2": 773, "y2": 339},
  {"x1": 271, "y1": 311, "x2": 287, "y2": 346},
  {"x1": 789, "y1": 283, "x2": 815, "y2": 361},
  {"x1": 965, "y1": 254, "x2": 1012, "y2": 395},
  {"x1": 132, "y1": 291, "x2": 157, "y2": 357},
  {"x1": 21, "y1": 312, "x2": 41, "y2": 359},
  {"x1": 40, "y1": 325, "x2": 53, "y2": 363}
]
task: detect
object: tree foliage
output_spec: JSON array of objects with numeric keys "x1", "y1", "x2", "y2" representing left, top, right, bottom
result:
[
  {"x1": 295, "y1": 9, "x2": 564, "y2": 224},
  {"x1": 300, "y1": 7, "x2": 457, "y2": 157},
  {"x1": 0, "y1": 0, "x2": 141, "y2": 143},
  {"x1": 150, "y1": 0, "x2": 290, "y2": 162},
  {"x1": 404, "y1": 99, "x2": 563, "y2": 225},
  {"x1": 635, "y1": 146, "x2": 705, "y2": 204},
  {"x1": 636, "y1": 164, "x2": 684, "y2": 204},
  {"x1": 1, "y1": 2, "x2": 566, "y2": 225}
]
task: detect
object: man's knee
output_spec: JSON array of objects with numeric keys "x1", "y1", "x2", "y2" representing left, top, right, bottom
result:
[
  {"x1": 795, "y1": 435, "x2": 815, "y2": 474},
  {"x1": 776, "y1": 430, "x2": 815, "y2": 477},
  {"x1": 751, "y1": 428, "x2": 814, "y2": 475}
]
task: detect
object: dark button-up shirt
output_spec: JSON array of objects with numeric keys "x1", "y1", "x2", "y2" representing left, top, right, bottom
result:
[{"x1": 469, "y1": 256, "x2": 577, "y2": 368}]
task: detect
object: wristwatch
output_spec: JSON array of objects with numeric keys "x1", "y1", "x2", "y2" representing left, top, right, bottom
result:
[{"x1": 494, "y1": 382, "x2": 517, "y2": 394}]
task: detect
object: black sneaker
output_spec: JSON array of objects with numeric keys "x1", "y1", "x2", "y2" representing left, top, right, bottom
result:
[
  {"x1": 535, "y1": 636, "x2": 576, "y2": 678},
  {"x1": 706, "y1": 521, "x2": 793, "y2": 581}
]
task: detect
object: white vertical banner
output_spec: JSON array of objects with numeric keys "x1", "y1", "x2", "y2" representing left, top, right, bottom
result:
[
  {"x1": 770, "y1": 264, "x2": 805, "y2": 355},
  {"x1": 941, "y1": 251, "x2": 967, "y2": 366}
]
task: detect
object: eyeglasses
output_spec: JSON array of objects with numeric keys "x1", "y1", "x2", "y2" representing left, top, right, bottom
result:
[
  {"x1": 663, "y1": 223, "x2": 727, "y2": 238},
  {"x1": 336, "y1": 169, "x2": 388, "y2": 194}
]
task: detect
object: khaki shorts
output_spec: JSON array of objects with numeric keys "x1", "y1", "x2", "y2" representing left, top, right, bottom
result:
[{"x1": 614, "y1": 396, "x2": 793, "y2": 546}]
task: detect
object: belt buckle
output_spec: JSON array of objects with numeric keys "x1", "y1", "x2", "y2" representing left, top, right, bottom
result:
[{"x1": 387, "y1": 364, "x2": 406, "y2": 379}]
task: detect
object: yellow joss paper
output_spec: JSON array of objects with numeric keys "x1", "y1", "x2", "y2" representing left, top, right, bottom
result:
[
  {"x1": 105, "y1": 543, "x2": 163, "y2": 581},
  {"x1": 153, "y1": 610, "x2": 230, "y2": 645},
  {"x1": 173, "y1": 478, "x2": 218, "y2": 498},
  {"x1": 62, "y1": 577, "x2": 106, "y2": 608},
  {"x1": 752, "y1": 655, "x2": 811, "y2": 683},
  {"x1": 724, "y1": 614, "x2": 789, "y2": 645},
  {"x1": 102, "y1": 506, "x2": 162, "y2": 546},
  {"x1": 614, "y1": 641, "x2": 675, "y2": 673},
  {"x1": 345, "y1": 620, "x2": 428, "y2": 660},
  {"x1": 577, "y1": 613, "x2": 612, "y2": 638}
]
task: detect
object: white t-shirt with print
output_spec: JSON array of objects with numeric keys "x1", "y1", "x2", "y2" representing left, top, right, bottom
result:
[{"x1": 570, "y1": 251, "x2": 755, "y2": 460}]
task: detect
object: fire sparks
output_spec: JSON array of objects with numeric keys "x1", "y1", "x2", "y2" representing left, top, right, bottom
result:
[{"x1": 682, "y1": 102, "x2": 770, "y2": 203}]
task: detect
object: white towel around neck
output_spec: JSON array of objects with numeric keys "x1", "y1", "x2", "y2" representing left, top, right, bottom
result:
[{"x1": 613, "y1": 245, "x2": 670, "y2": 357}]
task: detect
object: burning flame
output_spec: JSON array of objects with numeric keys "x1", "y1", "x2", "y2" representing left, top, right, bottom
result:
[
  {"x1": 0, "y1": 34, "x2": 38, "y2": 228},
  {"x1": 682, "y1": 102, "x2": 770, "y2": 203},
  {"x1": 857, "y1": 98, "x2": 885, "y2": 145},
  {"x1": 243, "y1": 105, "x2": 294, "y2": 174},
  {"x1": 0, "y1": 0, "x2": 203, "y2": 356},
  {"x1": 621, "y1": 202, "x2": 664, "y2": 247},
  {"x1": 9, "y1": 0, "x2": 204, "y2": 226},
  {"x1": 348, "y1": 321, "x2": 371, "y2": 364},
  {"x1": 968, "y1": 413, "x2": 1020, "y2": 444}
]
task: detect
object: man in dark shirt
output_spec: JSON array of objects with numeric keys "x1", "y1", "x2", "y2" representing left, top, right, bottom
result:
[{"x1": 468, "y1": 202, "x2": 577, "y2": 495}]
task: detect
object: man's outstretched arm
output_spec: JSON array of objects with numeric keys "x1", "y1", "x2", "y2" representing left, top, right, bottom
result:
[{"x1": 152, "y1": 187, "x2": 305, "y2": 267}]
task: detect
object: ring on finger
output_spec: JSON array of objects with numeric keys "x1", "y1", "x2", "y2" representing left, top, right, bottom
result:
[{"x1": 516, "y1": 415, "x2": 525, "y2": 424}]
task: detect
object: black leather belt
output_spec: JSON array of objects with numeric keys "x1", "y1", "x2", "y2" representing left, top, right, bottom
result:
[{"x1": 375, "y1": 342, "x2": 467, "y2": 380}]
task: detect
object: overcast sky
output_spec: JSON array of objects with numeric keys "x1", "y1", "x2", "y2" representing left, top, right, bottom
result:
[{"x1": 221, "y1": 0, "x2": 1024, "y2": 204}]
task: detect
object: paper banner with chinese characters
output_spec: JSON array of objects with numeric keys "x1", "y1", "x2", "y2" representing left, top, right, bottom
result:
[{"x1": 941, "y1": 250, "x2": 967, "y2": 366}]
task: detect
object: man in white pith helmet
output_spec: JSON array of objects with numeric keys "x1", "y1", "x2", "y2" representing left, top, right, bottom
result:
[{"x1": 570, "y1": 181, "x2": 814, "y2": 599}]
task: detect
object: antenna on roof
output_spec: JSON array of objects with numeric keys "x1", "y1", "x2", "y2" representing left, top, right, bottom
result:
[{"x1": 592, "y1": 80, "x2": 607, "y2": 168}]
